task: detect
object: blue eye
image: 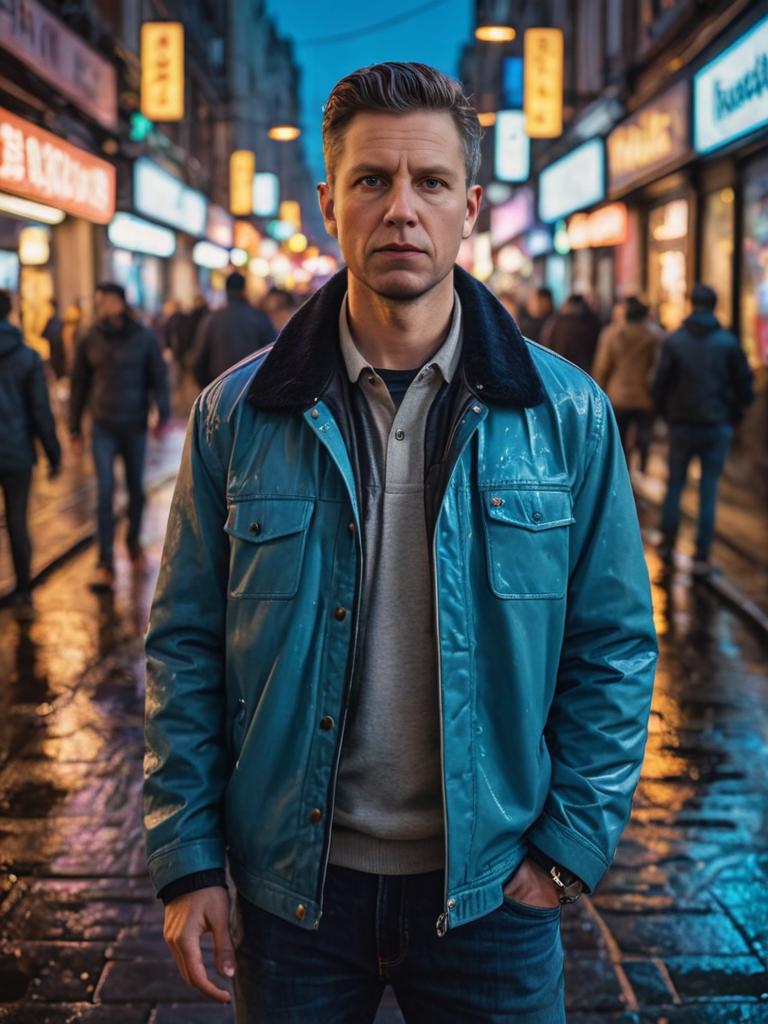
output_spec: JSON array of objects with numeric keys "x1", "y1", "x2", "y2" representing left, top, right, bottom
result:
[{"x1": 423, "y1": 178, "x2": 443, "y2": 190}]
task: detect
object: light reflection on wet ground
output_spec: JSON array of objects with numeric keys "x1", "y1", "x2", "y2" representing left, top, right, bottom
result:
[{"x1": 0, "y1": 483, "x2": 766, "y2": 1022}]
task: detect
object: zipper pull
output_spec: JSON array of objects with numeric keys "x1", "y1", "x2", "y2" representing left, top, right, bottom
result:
[{"x1": 435, "y1": 910, "x2": 449, "y2": 937}]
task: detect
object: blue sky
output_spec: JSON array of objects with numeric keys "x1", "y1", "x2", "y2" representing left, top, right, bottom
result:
[{"x1": 264, "y1": 0, "x2": 473, "y2": 184}]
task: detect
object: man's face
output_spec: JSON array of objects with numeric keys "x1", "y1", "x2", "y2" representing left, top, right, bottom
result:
[
  {"x1": 318, "y1": 110, "x2": 481, "y2": 302},
  {"x1": 94, "y1": 290, "x2": 124, "y2": 321}
]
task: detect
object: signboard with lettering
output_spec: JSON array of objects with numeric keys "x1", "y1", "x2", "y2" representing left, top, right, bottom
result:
[
  {"x1": 524, "y1": 28, "x2": 564, "y2": 138},
  {"x1": 0, "y1": 106, "x2": 116, "y2": 224},
  {"x1": 538, "y1": 140, "x2": 605, "y2": 223},
  {"x1": 694, "y1": 16, "x2": 768, "y2": 154},
  {"x1": 141, "y1": 21, "x2": 185, "y2": 122},
  {"x1": 494, "y1": 110, "x2": 530, "y2": 183},
  {"x1": 0, "y1": 0, "x2": 117, "y2": 130},
  {"x1": 566, "y1": 204, "x2": 628, "y2": 249},
  {"x1": 133, "y1": 158, "x2": 207, "y2": 235},
  {"x1": 607, "y1": 81, "x2": 689, "y2": 195}
]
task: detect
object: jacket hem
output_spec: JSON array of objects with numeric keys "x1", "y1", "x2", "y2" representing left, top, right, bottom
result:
[{"x1": 229, "y1": 856, "x2": 322, "y2": 931}]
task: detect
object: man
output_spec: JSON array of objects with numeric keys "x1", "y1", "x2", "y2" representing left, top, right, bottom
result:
[
  {"x1": 0, "y1": 290, "x2": 60, "y2": 614},
  {"x1": 518, "y1": 286, "x2": 554, "y2": 343},
  {"x1": 145, "y1": 63, "x2": 657, "y2": 1022},
  {"x1": 653, "y1": 282, "x2": 753, "y2": 575},
  {"x1": 192, "y1": 271, "x2": 275, "y2": 389},
  {"x1": 261, "y1": 286, "x2": 302, "y2": 331},
  {"x1": 593, "y1": 297, "x2": 659, "y2": 474},
  {"x1": 70, "y1": 283, "x2": 169, "y2": 591},
  {"x1": 540, "y1": 293, "x2": 602, "y2": 372}
]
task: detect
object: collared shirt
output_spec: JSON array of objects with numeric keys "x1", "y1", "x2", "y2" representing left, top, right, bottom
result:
[{"x1": 330, "y1": 292, "x2": 463, "y2": 876}]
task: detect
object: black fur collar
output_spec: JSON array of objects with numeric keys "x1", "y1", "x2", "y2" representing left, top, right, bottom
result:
[{"x1": 247, "y1": 265, "x2": 545, "y2": 410}]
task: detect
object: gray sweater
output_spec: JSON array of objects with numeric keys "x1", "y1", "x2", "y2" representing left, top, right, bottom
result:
[{"x1": 329, "y1": 294, "x2": 463, "y2": 875}]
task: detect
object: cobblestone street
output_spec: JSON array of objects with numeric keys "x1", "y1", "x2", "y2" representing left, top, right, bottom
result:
[{"x1": 0, "y1": 481, "x2": 767, "y2": 1022}]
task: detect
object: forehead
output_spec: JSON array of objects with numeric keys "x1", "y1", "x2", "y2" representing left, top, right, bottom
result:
[{"x1": 337, "y1": 110, "x2": 464, "y2": 171}]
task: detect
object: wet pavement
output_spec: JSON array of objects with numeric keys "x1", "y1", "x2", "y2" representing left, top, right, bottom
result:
[{"x1": 1, "y1": 481, "x2": 767, "y2": 1022}]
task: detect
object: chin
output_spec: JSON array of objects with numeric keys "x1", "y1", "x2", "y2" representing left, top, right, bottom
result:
[{"x1": 362, "y1": 267, "x2": 447, "y2": 303}]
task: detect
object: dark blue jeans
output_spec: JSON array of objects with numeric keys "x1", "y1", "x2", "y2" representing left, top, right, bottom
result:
[
  {"x1": 233, "y1": 865, "x2": 565, "y2": 1023},
  {"x1": 91, "y1": 424, "x2": 147, "y2": 569},
  {"x1": 659, "y1": 422, "x2": 733, "y2": 562},
  {"x1": 0, "y1": 468, "x2": 33, "y2": 591}
]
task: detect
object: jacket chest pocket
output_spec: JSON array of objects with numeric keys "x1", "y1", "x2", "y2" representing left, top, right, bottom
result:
[
  {"x1": 481, "y1": 487, "x2": 574, "y2": 599},
  {"x1": 224, "y1": 496, "x2": 315, "y2": 599}
]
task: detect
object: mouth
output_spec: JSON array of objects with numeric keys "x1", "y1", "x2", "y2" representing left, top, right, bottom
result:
[{"x1": 375, "y1": 244, "x2": 425, "y2": 254}]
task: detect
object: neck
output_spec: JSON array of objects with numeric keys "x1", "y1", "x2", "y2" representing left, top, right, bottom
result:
[{"x1": 346, "y1": 271, "x2": 455, "y2": 370}]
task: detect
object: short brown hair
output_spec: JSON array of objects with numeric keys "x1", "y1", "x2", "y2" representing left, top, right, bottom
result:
[{"x1": 322, "y1": 62, "x2": 482, "y2": 186}]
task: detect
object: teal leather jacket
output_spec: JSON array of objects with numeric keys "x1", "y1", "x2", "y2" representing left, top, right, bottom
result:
[{"x1": 144, "y1": 268, "x2": 657, "y2": 934}]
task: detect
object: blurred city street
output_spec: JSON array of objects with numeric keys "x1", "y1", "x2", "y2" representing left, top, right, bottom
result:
[
  {"x1": 1, "y1": 0, "x2": 768, "y2": 1019},
  {"x1": 0, "y1": 480, "x2": 767, "y2": 1022}
]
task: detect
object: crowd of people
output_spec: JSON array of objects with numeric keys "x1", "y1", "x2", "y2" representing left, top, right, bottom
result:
[{"x1": 0, "y1": 269, "x2": 754, "y2": 616}]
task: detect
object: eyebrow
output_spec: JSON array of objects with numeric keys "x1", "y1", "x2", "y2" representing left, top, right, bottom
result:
[{"x1": 346, "y1": 163, "x2": 458, "y2": 180}]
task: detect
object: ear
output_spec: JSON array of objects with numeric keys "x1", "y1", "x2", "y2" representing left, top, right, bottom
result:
[
  {"x1": 317, "y1": 182, "x2": 338, "y2": 238},
  {"x1": 462, "y1": 184, "x2": 483, "y2": 239}
]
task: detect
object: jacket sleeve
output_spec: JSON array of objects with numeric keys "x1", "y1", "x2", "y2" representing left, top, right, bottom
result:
[
  {"x1": 146, "y1": 330, "x2": 171, "y2": 423},
  {"x1": 591, "y1": 328, "x2": 614, "y2": 390},
  {"x1": 27, "y1": 352, "x2": 61, "y2": 468},
  {"x1": 729, "y1": 342, "x2": 754, "y2": 419},
  {"x1": 526, "y1": 389, "x2": 657, "y2": 891},
  {"x1": 68, "y1": 336, "x2": 92, "y2": 435},
  {"x1": 650, "y1": 339, "x2": 673, "y2": 416},
  {"x1": 143, "y1": 391, "x2": 231, "y2": 894}
]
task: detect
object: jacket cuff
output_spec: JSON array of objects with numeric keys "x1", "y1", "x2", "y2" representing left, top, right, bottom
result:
[
  {"x1": 526, "y1": 812, "x2": 610, "y2": 893},
  {"x1": 159, "y1": 869, "x2": 227, "y2": 904},
  {"x1": 147, "y1": 837, "x2": 226, "y2": 896}
]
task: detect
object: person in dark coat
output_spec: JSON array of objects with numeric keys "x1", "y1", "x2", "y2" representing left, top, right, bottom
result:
[
  {"x1": 652, "y1": 283, "x2": 754, "y2": 575},
  {"x1": 69, "y1": 282, "x2": 170, "y2": 591},
  {"x1": 0, "y1": 290, "x2": 61, "y2": 612},
  {"x1": 518, "y1": 287, "x2": 554, "y2": 343},
  {"x1": 540, "y1": 293, "x2": 601, "y2": 373},
  {"x1": 42, "y1": 300, "x2": 66, "y2": 380},
  {"x1": 192, "y1": 272, "x2": 276, "y2": 389}
]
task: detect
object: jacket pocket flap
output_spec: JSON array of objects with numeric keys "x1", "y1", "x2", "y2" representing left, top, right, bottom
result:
[
  {"x1": 224, "y1": 497, "x2": 315, "y2": 543},
  {"x1": 484, "y1": 488, "x2": 574, "y2": 531}
]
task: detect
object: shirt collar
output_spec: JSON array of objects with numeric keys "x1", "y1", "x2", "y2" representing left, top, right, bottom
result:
[{"x1": 338, "y1": 291, "x2": 463, "y2": 386}]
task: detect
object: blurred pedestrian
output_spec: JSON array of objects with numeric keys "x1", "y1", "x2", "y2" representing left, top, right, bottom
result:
[
  {"x1": 178, "y1": 295, "x2": 209, "y2": 368},
  {"x1": 593, "y1": 297, "x2": 659, "y2": 473},
  {"x1": 540, "y1": 293, "x2": 601, "y2": 372},
  {"x1": 0, "y1": 289, "x2": 61, "y2": 615},
  {"x1": 192, "y1": 272, "x2": 275, "y2": 388},
  {"x1": 61, "y1": 300, "x2": 82, "y2": 373},
  {"x1": 145, "y1": 62, "x2": 656, "y2": 1020},
  {"x1": 261, "y1": 287, "x2": 301, "y2": 331},
  {"x1": 518, "y1": 286, "x2": 554, "y2": 343},
  {"x1": 42, "y1": 300, "x2": 66, "y2": 381},
  {"x1": 652, "y1": 283, "x2": 754, "y2": 575},
  {"x1": 69, "y1": 283, "x2": 170, "y2": 592}
]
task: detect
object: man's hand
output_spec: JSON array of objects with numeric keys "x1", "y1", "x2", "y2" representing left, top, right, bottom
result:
[
  {"x1": 163, "y1": 886, "x2": 235, "y2": 1003},
  {"x1": 503, "y1": 858, "x2": 561, "y2": 909}
]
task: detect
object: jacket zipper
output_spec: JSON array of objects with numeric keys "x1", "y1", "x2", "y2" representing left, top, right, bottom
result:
[
  {"x1": 307, "y1": 410, "x2": 365, "y2": 929},
  {"x1": 433, "y1": 397, "x2": 484, "y2": 937}
]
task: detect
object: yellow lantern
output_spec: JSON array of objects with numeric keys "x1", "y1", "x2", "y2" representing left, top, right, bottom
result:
[
  {"x1": 524, "y1": 28, "x2": 564, "y2": 138},
  {"x1": 279, "y1": 201, "x2": 301, "y2": 231},
  {"x1": 230, "y1": 151, "x2": 255, "y2": 216}
]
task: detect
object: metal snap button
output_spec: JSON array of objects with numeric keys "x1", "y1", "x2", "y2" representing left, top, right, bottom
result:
[
  {"x1": 311, "y1": 409, "x2": 319, "y2": 419},
  {"x1": 532, "y1": 511, "x2": 543, "y2": 523},
  {"x1": 295, "y1": 904, "x2": 306, "y2": 920},
  {"x1": 472, "y1": 405, "x2": 482, "y2": 414},
  {"x1": 309, "y1": 808, "x2": 322, "y2": 824},
  {"x1": 334, "y1": 607, "x2": 347, "y2": 621},
  {"x1": 395, "y1": 428, "x2": 405, "y2": 441},
  {"x1": 320, "y1": 715, "x2": 335, "y2": 731},
  {"x1": 490, "y1": 497, "x2": 504, "y2": 508},
  {"x1": 249, "y1": 521, "x2": 262, "y2": 534}
]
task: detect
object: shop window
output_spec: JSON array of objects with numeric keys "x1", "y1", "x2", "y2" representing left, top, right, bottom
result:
[
  {"x1": 701, "y1": 188, "x2": 735, "y2": 328},
  {"x1": 742, "y1": 156, "x2": 768, "y2": 369},
  {"x1": 648, "y1": 198, "x2": 688, "y2": 330}
]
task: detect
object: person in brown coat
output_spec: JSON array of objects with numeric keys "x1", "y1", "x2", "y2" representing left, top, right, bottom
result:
[{"x1": 592, "y1": 297, "x2": 659, "y2": 472}]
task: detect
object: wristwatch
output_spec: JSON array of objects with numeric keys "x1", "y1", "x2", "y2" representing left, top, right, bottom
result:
[{"x1": 528, "y1": 847, "x2": 584, "y2": 904}]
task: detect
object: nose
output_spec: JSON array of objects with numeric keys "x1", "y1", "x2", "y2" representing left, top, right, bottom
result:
[{"x1": 384, "y1": 180, "x2": 418, "y2": 228}]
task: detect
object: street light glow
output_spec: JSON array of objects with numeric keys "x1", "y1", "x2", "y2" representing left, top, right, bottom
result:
[
  {"x1": 478, "y1": 112, "x2": 497, "y2": 128},
  {"x1": 0, "y1": 192, "x2": 65, "y2": 224},
  {"x1": 475, "y1": 25, "x2": 516, "y2": 42},
  {"x1": 268, "y1": 124, "x2": 301, "y2": 141}
]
